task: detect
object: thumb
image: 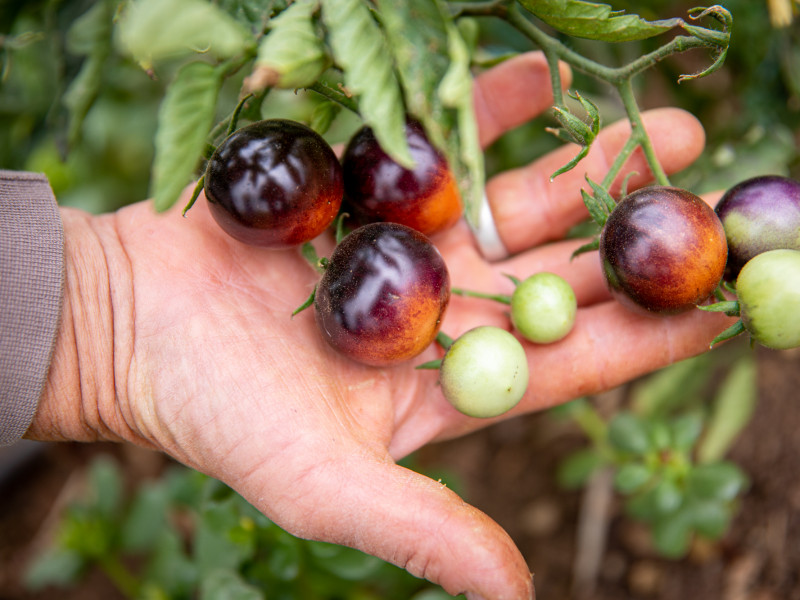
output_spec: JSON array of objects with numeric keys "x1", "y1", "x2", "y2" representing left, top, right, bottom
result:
[{"x1": 264, "y1": 453, "x2": 535, "y2": 600}]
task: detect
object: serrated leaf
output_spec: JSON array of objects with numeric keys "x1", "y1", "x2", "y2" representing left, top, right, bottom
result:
[
  {"x1": 249, "y1": 0, "x2": 330, "y2": 90},
  {"x1": 322, "y1": 0, "x2": 413, "y2": 168},
  {"x1": 518, "y1": 0, "x2": 682, "y2": 42},
  {"x1": 117, "y1": 0, "x2": 252, "y2": 66},
  {"x1": 151, "y1": 61, "x2": 221, "y2": 212},
  {"x1": 376, "y1": 0, "x2": 485, "y2": 223},
  {"x1": 439, "y1": 16, "x2": 484, "y2": 227},
  {"x1": 697, "y1": 356, "x2": 757, "y2": 463}
]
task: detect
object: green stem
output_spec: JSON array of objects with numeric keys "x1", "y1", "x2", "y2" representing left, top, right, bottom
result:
[
  {"x1": 600, "y1": 134, "x2": 639, "y2": 190},
  {"x1": 616, "y1": 79, "x2": 670, "y2": 186},
  {"x1": 451, "y1": 287, "x2": 512, "y2": 305},
  {"x1": 99, "y1": 555, "x2": 140, "y2": 600},
  {"x1": 570, "y1": 401, "x2": 608, "y2": 448}
]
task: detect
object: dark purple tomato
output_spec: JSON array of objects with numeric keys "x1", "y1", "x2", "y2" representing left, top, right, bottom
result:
[
  {"x1": 204, "y1": 119, "x2": 343, "y2": 248},
  {"x1": 599, "y1": 186, "x2": 728, "y2": 315},
  {"x1": 341, "y1": 119, "x2": 462, "y2": 236},
  {"x1": 314, "y1": 222, "x2": 450, "y2": 366},
  {"x1": 714, "y1": 175, "x2": 800, "y2": 280}
]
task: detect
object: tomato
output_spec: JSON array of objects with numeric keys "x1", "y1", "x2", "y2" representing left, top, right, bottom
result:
[
  {"x1": 341, "y1": 119, "x2": 462, "y2": 236},
  {"x1": 714, "y1": 175, "x2": 800, "y2": 280},
  {"x1": 439, "y1": 326, "x2": 529, "y2": 418},
  {"x1": 511, "y1": 272, "x2": 577, "y2": 343},
  {"x1": 736, "y1": 249, "x2": 800, "y2": 349},
  {"x1": 205, "y1": 119, "x2": 343, "y2": 248},
  {"x1": 599, "y1": 186, "x2": 727, "y2": 314},
  {"x1": 314, "y1": 222, "x2": 450, "y2": 366}
]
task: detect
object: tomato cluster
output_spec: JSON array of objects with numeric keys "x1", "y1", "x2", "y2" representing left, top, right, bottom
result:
[
  {"x1": 202, "y1": 115, "x2": 800, "y2": 420},
  {"x1": 204, "y1": 117, "x2": 461, "y2": 368}
]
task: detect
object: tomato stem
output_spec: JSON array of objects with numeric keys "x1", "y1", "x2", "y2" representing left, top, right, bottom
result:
[{"x1": 451, "y1": 287, "x2": 512, "y2": 305}]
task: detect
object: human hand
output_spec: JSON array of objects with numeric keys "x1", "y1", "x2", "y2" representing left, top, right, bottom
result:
[{"x1": 30, "y1": 52, "x2": 730, "y2": 600}]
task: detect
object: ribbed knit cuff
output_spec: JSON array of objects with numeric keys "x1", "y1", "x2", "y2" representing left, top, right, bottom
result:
[{"x1": 0, "y1": 170, "x2": 65, "y2": 446}]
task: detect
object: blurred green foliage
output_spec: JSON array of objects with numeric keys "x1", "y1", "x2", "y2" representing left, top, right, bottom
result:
[
  {"x1": 25, "y1": 454, "x2": 464, "y2": 600},
  {"x1": 2, "y1": 0, "x2": 798, "y2": 214}
]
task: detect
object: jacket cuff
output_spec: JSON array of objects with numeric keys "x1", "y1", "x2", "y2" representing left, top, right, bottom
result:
[{"x1": 0, "y1": 170, "x2": 65, "y2": 445}]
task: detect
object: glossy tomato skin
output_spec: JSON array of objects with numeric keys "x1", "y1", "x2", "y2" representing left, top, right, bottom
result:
[
  {"x1": 599, "y1": 186, "x2": 727, "y2": 315},
  {"x1": 341, "y1": 119, "x2": 462, "y2": 236},
  {"x1": 737, "y1": 249, "x2": 800, "y2": 350},
  {"x1": 314, "y1": 222, "x2": 450, "y2": 366},
  {"x1": 205, "y1": 119, "x2": 343, "y2": 248},
  {"x1": 714, "y1": 175, "x2": 800, "y2": 280}
]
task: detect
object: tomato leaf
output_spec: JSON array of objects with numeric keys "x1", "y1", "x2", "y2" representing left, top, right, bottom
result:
[
  {"x1": 151, "y1": 62, "x2": 221, "y2": 212},
  {"x1": 321, "y1": 0, "x2": 413, "y2": 168},
  {"x1": 116, "y1": 0, "x2": 252, "y2": 68},
  {"x1": 248, "y1": 0, "x2": 330, "y2": 90},
  {"x1": 518, "y1": 0, "x2": 682, "y2": 42}
]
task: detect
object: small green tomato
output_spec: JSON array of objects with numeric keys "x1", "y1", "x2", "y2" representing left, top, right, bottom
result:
[
  {"x1": 439, "y1": 326, "x2": 529, "y2": 418},
  {"x1": 511, "y1": 272, "x2": 577, "y2": 344},
  {"x1": 736, "y1": 248, "x2": 800, "y2": 349}
]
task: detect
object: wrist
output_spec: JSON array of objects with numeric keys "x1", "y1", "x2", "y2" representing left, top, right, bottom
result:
[{"x1": 26, "y1": 208, "x2": 138, "y2": 444}]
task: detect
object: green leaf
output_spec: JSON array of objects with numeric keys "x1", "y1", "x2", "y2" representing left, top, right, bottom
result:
[
  {"x1": 62, "y1": 0, "x2": 114, "y2": 148},
  {"x1": 249, "y1": 0, "x2": 330, "y2": 90},
  {"x1": 322, "y1": 0, "x2": 413, "y2": 168},
  {"x1": 708, "y1": 319, "x2": 746, "y2": 348},
  {"x1": 614, "y1": 462, "x2": 652, "y2": 494},
  {"x1": 518, "y1": 0, "x2": 682, "y2": 42},
  {"x1": 307, "y1": 541, "x2": 384, "y2": 580},
  {"x1": 608, "y1": 413, "x2": 651, "y2": 455},
  {"x1": 143, "y1": 529, "x2": 199, "y2": 598},
  {"x1": 651, "y1": 510, "x2": 692, "y2": 558},
  {"x1": 669, "y1": 412, "x2": 704, "y2": 451},
  {"x1": 195, "y1": 498, "x2": 255, "y2": 574},
  {"x1": 120, "y1": 483, "x2": 170, "y2": 552},
  {"x1": 684, "y1": 498, "x2": 731, "y2": 539},
  {"x1": 23, "y1": 548, "x2": 86, "y2": 590},
  {"x1": 556, "y1": 448, "x2": 604, "y2": 489},
  {"x1": 87, "y1": 455, "x2": 123, "y2": 517},
  {"x1": 696, "y1": 356, "x2": 758, "y2": 463},
  {"x1": 150, "y1": 61, "x2": 221, "y2": 212},
  {"x1": 686, "y1": 462, "x2": 748, "y2": 502},
  {"x1": 626, "y1": 478, "x2": 683, "y2": 521},
  {"x1": 200, "y1": 568, "x2": 264, "y2": 600},
  {"x1": 116, "y1": 0, "x2": 252, "y2": 67}
]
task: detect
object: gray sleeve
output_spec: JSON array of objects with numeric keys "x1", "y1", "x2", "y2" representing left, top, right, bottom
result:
[{"x1": 1, "y1": 170, "x2": 65, "y2": 446}]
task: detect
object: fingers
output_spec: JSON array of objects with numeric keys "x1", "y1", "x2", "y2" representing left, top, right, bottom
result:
[
  {"x1": 474, "y1": 51, "x2": 572, "y2": 148},
  {"x1": 487, "y1": 107, "x2": 706, "y2": 254},
  {"x1": 516, "y1": 301, "x2": 734, "y2": 413},
  {"x1": 247, "y1": 452, "x2": 534, "y2": 600}
]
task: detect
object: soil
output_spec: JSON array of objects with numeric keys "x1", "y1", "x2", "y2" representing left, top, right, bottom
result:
[{"x1": 1, "y1": 345, "x2": 799, "y2": 600}]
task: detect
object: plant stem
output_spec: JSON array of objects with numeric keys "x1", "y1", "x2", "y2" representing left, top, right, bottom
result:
[
  {"x1": 600, "y1": 135, "x2": 638, "y2": 190},
  {"x1": 615, "y1": 79, "x2": 670, "y2": 186},
  {"x1": 451, "y1": 287, "x2": 512, "y2": 304},
  {"x1": 99, "y1": 555, "x2": 140, "y2": 600}
]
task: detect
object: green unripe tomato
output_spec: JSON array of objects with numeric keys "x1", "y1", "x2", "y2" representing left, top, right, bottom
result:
[
  {"x1": 736, "y1": 248, "x2": 800, "y2": 349},
  {"x1": 439, "y1": 326, "x2": 529, "y2": 418},
  {"x1": 511, "y1": 272, "x2": 577, "y2": 344}
]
